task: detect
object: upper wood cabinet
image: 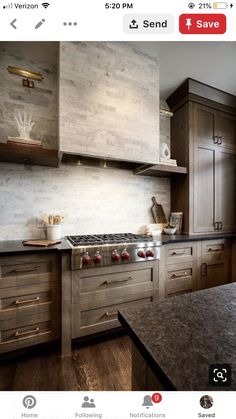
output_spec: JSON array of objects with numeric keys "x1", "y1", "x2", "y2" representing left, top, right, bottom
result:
[
  {"x1": 193, "y1": 103, "x2": 236, "y2": 150},
  {"x1": 193, "y1": 104, "x2": 218, "y2": 145},
  {"x1": 59, "y1": 42, "x2": 159, "y2": 164},
  {"x1": 168, "y1": 78, "x2": 236, "y2": 235}
]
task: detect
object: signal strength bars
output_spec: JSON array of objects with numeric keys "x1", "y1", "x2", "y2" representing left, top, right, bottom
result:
[{"x1": 3, "y1": 3, "x2": 13, "y2": 9}]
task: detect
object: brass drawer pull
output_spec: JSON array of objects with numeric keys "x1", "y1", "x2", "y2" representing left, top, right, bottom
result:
[
  {"x1": 218, "y1": 136, "x2": 223, "y2": 145},
  {"x1": 104, "y1": 276, "x2": 133, "y2": 284},
  {"x1": 15, "y1": 296, "x2": 40, "y2": 305},
  {"x1": 202, "y1": 263, "x2": 208, "y2": 277},
  {"x1": 14, "y1": 327, "x2": 40, "y2": 338},
  {"x1": 171, "y1": 250, "x2": 187, "y2": 256},
  {"x1": 105, "y1": 311, "x2": 117, "y2": 317},
  {"x1": 171, "y1": 271, "x2": 188, "y2": 278},
  {"x1": 10, "y1": 266, "x2": 39, "y2": 274},
  {"x1": 208, "y1": 247, "x2": 222, "y2": 252}
]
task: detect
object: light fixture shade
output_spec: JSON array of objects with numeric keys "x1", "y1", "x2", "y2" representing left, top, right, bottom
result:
[{"x1": 7, "y1": 66, "x2": 44, "y2": 81}]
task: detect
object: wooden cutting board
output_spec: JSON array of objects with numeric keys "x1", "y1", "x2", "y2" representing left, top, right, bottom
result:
[{"x1": 23, "y1": 239, "x2": 62, "y2": 247}]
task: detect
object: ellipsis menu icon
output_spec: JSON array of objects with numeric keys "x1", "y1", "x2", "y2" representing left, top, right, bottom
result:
[{"x1": 179, "y1": 14, "x2": 227, "y2": 34}]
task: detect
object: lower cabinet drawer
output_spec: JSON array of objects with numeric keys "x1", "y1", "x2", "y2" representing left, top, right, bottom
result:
[
  {"x1": 0, "y1": 310, "x2": 60, "y2": 354},
  {"x1": 165, "y1": 277, "x2": 193, "y2": 298},
  {"x1": 79, "y1": 286, "x2": 156, "y2": 311},
  {"x1": 165, "y1": 243, "x2": 195, "y2": 263},
  {"x1": 0, "y1": 281, "x2": 60, "y2": 321},
  {"x1": 72, "y1": 297, "x2": 152, "y2": 338},
  {"x1": 201, "y1": 240, "x2": 226, "y2": 264}
]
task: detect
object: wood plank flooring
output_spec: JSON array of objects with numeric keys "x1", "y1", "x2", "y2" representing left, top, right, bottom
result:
[{"x1": 0, "y1": 336, "x2": 132, "y2": 391}]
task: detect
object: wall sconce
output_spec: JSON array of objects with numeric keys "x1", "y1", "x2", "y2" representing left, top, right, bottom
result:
[{"x1": 7, "y1": 66, "x2": 44, "y2": 88}]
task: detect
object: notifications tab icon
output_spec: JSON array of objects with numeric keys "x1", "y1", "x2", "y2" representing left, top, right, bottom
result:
[{"x1": 179, "y1": 14, "x2": 226, "y2": 34}]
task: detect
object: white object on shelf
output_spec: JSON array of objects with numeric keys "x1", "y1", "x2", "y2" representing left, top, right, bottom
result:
[
  {"x1": 47, "y1": 225, "x2": 62, "y2": 240},
  {"x1": 160, "y1": 142, "x2": 171, "y2": 159}
]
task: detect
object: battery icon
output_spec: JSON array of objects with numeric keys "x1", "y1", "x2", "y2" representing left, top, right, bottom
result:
[{"x1": 213, "y1": 2, "x2": 228, "y2": 8}]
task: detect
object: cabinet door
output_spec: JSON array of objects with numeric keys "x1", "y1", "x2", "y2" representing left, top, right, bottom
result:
[
  {"x1": 217, "y1": 149, "x2": 236, "y2": 232},
  {"x1": 202, "y1": 262, "x2": 228, "y2": 289},
  {"x1": 193, "y1": 103, "x2": 218, "y2": 145},
  {"x1": 193, "y1": 143, "x2": 217, "y2": 233},
  {"x1": 218, "y1": 112, "x2": 236, "y2": 151}
]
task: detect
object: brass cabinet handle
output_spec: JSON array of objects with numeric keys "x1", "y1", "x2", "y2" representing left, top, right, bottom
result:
[
  {"x1": 15, "y1": 296, "x2": 40, "y2": 305},
  {"x1": 208, "y1": 247, "x2": 222, "y2": 252},
  {"x1": 105, "y1": 311, "x2": 117, "y2": 317},
  {"x1": 104, "y1": 276, "x2": 133, "y2": 284},
  {"x1": 202, "y1": 263, "x2": 208, "y2": 277},
  {"x1": 213, "y1": 136, "x2": 218, "y2": 144},
  {"x1": 14, "y1": 327, "x2": 40, "y2": 338},
  {"x1": 10, "y1": 266, "x2": 39, "y2": 274},
  {"x1": 218, "y1": 222, "x2": 223, "y2": 230},
  {"x1": 172, "y1": 251, "x2": 187, "y2": 255},
  {"x1": 218, "y1": 136, "x2": 223, "y2": 145},
  {"x1": 214, "y1": 222, "x2": 219, "y2": 230},
  {"x1": 171, "y1": 271, "x2": 189, "y2": 278}
]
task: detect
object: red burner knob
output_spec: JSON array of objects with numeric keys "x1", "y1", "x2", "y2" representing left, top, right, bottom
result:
[
  {"x1": 112, "y1": 250, "x2": 121, "y2": 262},
  {"x1": 137, "y1": 250, "x2": 146, "y2": 259},
  {"x1": 121, "y1": 249, "x2": 131, "y2": 261},
  {"x1": 94, "y1": 251, "x2": 102, "y2": 264},
  {"x1": 146, "y1": 249, "x2": 155, "y2": 258},
  {"x1": 82, "y1": 252, "x2": 91, "y2": 266}
]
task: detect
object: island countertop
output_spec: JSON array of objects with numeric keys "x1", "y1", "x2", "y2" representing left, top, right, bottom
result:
[{"x1": 118, "y1": 283, "x2": 236, "y2": 391}]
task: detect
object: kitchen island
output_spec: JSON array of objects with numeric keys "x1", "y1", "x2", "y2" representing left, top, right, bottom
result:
[{"x1": 118, "y1": 283, "x2": 236, "y2": 391}]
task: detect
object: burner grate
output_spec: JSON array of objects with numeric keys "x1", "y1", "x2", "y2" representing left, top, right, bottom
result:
[{"x1": 67, "y1": 233, "x2": 151, "y2": 246}]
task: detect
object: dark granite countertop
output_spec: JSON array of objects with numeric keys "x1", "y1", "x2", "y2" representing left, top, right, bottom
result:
[
  {"x1": 119, "y1": 283, "x2": 236, "y2": 391},
  {"x1": 160, "y1": 232, "x2": 236, "y2": 245},
  {"x1": 0, "y1": 238, "x2": 71, "y2": 256}
]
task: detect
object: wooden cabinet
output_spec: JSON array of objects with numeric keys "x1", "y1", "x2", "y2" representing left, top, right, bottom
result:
[
  {"x1": 72, "y1": 261, "x2": 159, "y2": 338},
  {"x1": 0, "y1": 253, "x2": 60, "y2": 354},
  {"x1": 218, "y1": 149, "x2": 236, "y2": 232},
  {"x1": 193, "y1": 143, "x2": 216, "y2": 233},
  {"x1": 168, "y1": 79, "x2": 236, "y2": 235},
  {"x1": 160, "y1": 239, "x2": 232, "y2": 297},
  {"x1": 200, "y1": 239, "x2": 231, "y2": 289},
  {"x1": 159, "y1": 242, "x2": 197, "y2": 298},
  {"x1": 218, "y1": 111, "x2": 236, "y2": 151}
]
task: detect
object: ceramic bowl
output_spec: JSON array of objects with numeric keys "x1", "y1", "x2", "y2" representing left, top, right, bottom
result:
[{"x1": 163, "y1": 227, "x2": 177, "y2": 235}]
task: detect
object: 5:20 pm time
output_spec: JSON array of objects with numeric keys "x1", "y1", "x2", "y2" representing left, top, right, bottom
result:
[{"x1": 105, "y1": 3, "x2": 134, "y2": 9}]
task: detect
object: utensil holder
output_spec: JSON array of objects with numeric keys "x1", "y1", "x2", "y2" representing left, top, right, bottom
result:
[{"x1": 47, "y1": 225, "x2": 62, "y2": 240}]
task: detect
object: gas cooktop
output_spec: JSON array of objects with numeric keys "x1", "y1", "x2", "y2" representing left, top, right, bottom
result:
[{"x1": 67, "y1": 233, "x2": 152, "y2": 247}]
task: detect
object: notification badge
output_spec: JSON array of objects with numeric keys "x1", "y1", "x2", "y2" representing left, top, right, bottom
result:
[{"x1": 179, "y1": 14, "x2": 226, "y2": 34}]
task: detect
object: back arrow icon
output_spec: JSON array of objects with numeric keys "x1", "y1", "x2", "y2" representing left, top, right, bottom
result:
[{"x1": 10, "y1": 19, "x2": 17, "y2": 29}]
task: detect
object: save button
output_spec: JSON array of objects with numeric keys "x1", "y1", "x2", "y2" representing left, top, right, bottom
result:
[{"x1": 179, "y1": 14, "x2": 226, "y2": 34}]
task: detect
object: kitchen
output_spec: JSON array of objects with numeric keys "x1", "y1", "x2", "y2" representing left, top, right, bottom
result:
[{"x1": 0, "y1": 41, "x2": 236, "y2": 391}]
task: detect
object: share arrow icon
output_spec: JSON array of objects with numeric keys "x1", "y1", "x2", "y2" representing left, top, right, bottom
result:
[{"x1": 10, "y1": 19, "x2": 17, "y2": 29}]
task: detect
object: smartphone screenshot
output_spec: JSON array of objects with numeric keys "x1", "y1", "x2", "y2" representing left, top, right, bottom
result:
[{"x1": 0, "y1": 1, "x2": 235, "y2": 418}]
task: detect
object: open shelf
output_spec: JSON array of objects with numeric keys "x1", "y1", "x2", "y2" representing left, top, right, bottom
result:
[
  {"x1": 134, "y1": 163, "x2": 188, "y2": 177},
  {"x1": 0, "y1": 143, "x2": 59, "y2": 167}
]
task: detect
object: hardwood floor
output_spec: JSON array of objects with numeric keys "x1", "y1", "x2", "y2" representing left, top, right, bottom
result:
[{"x1": 0, "y1": 336, "x2": 132, "y2": 391}]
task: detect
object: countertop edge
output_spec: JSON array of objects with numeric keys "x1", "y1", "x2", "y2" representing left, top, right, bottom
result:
[{"x1": 118, "y1": 310, "x2": 176, "y2": 391}]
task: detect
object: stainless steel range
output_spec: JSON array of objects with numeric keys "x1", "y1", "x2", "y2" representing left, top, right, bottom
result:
[{"x1": 67, "y1": 233, "x2": 161, "y2": 270}]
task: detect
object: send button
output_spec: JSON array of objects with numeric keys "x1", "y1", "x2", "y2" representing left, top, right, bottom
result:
[{"x1": 124, "y1": 14, "x2": 175, "y2": 34}]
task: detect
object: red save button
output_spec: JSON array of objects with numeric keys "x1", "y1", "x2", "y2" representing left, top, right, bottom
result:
[{"x1": 179, "y1": 14, "x2": 226, "y2": 34}]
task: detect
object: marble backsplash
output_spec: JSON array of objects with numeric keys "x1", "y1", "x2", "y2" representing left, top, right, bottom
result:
[{"x1": 0, "y1": 162, "x2": 170, "y2": 240}]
